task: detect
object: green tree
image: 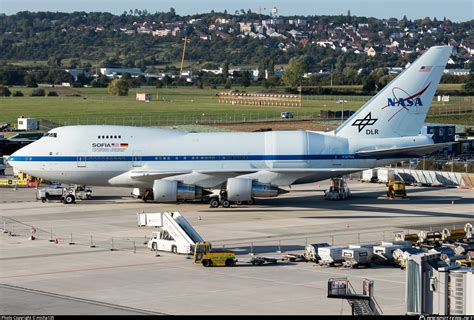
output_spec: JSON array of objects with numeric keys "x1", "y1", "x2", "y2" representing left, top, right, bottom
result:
[
  {"x1": 257, "y1": 60, "x2": 266, "y2": 81},
  {"x1": 107, "y1": 79, "x2": 129, "y2": 96},
  {"x1": 162, "y1": 75, "x2": 172, "y2": 87},
  {"x1": 47, "y1": 55, "x2": 62, "y2": 67},
  {"x1": 362, "y1": 77, "x2": 376, "y2": 93},
  {"x1": 282, "y1": 57, "x2": 307, "y2": 88},
  {"x1": 463, "y1": 68, "x2": 474, "y2": 94},
  {"x1": 24, "y1": 74, "x2": 37, "y2": 87},
  {"x1": 267, "y1": 59, "x2": 275, "y2": 78},
  {"x1": 377, "y1": 74, "x2": 395, "y2": 91},
  {"x1": 30, "y1": 88, "x2": 46, "y2": 96},
  {"x1": 0, "y1": 85, "x2": 11, "y2": 97},
  {"x1": 121, "y1": 72, "x2": 132, "y2": 81},
  {"x1": 242, "y1": 71, "x2": 250, "y2": 87},
  {"x1": 333, "y1": 55, "x2": 346, "y2": 84},
  {"x1": 224, "y1": 77, "x2": 232, "y2": 89},
  {"x1": 222, "y1": 61, "x2": 229, "y2": 81},
  {"x1": 342, "y1": 67, "x2": 358, "y2": 85}
]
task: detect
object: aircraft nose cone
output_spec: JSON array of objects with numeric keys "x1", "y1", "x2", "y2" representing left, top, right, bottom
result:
[{"x1": 7, "y1": 145, "x2": 28, "y2": 170}]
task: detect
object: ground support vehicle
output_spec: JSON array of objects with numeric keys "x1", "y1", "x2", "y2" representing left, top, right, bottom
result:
[
  {"x1": 318, "y1": 246, "x2": 346, "y2": 266},
  {"x1": 193, "y1": 241, "x2": 237, "y2": 267},
  {"x1": 324, "y1": 178, "x2": 350, "y2": 200},
  {"x1": 342, "y1": 246, "x2": 374, "y2": 268},
  {"x1": 139, "y1": 212, "x2": 204, "y2": 255},
  {"x1": 249, "y1": 256, "x2": 278, "y2": 265},
  {"x1": 36, "y1": 184, "x2": 92, "y2": 204},
  {"x1": 304, "y1": 243, "x2": 331, "y2": 262},
  {"x1": 386, "y1": 180, "x2": 407, "y2": 199}
]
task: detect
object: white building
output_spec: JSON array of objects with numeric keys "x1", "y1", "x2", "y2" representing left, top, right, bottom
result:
[
  {"x1": 99, "y1": 68, "x2": 143, "y2": 79},
  {"x1": 444, "y1": 69, "x2": 470, "y2": 76},
  {"x1": 17, "y1": 117, "x2": 39, "y2": 131}
]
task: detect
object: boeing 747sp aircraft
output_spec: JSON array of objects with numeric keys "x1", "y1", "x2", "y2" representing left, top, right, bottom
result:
[{"x1": 8, "y1": 46, "x2": 453, "y2": 206}]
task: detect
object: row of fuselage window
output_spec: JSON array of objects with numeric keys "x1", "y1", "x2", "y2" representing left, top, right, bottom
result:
[
  {"x1": 98, "y1": 135, "x2": 122, "y2": 139},
  {"x1": 81, "y1": 155, "x2": 251, "y2": 161}
]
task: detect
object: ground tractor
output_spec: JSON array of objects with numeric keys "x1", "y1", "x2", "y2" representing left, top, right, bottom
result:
[
  {"x1": 193, "y1": 241, "x2": 237, "y2": 267},
  {"x1": 36, "y1": 184, "x2": 92, "y2": 204},
  {"x1": 324, "y1": 177, "x2": 350, "y2": 200},
  {"x1": 386, "y1": 180, "x2": 407, "y2": 199}
]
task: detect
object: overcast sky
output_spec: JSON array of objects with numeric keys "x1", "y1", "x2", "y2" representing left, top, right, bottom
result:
[{"x1": 0, "y1": 0, "x2": 472, "y2": 22}]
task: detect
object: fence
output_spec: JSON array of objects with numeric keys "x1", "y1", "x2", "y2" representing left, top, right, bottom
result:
[
  {"x1": 38, "y1": 111, "x2": 324, "y2": 130},
  {"x1": 219, "y1": 92, "x2": 302, "y2": 107},
  {"x1": 2, "y1": 215, "x2": 469, "y2": 257},
  {"x1": 1, "y1": 216, "x2": 147, "y2": 254}
]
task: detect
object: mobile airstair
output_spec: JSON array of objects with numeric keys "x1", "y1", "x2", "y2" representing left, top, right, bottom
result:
[
  {"x1": 327, "y1": 278, "x2": 383, "y2": 315},
  {"x1": 137, "y1": 211, "x2": 204, "y2": 254}
]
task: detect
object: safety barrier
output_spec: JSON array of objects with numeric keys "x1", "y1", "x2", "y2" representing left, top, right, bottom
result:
[
  {"x1": 218, "y1": 92, "x2": 302, "y2": 107},
  {"x1": 1, "y1": 217, "x2": 146, "y2": 254},
  {"x1": 394, "y1": 169, "x2": 474, "y2": 188}
]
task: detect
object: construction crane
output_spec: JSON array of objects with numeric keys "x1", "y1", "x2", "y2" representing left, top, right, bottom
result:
[{"x1": 179, "y1": 35, "x2": 188, "y2": 79}]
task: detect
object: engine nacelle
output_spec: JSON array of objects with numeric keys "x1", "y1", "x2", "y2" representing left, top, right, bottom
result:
[
  {"x1": 226, "y1": 178, "x2": 282, "y2": 201},
  {"x1": 153, "y1": 180, "x2": 202, "y2": 202}
]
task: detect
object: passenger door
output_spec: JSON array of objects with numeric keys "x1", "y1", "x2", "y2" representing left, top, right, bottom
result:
[
  {"x1": 77, "y1": 152, "x2": 86, "y2": 167},
  {"x1": 132, "y1": 150, "x2": 142, "y2": 167}
]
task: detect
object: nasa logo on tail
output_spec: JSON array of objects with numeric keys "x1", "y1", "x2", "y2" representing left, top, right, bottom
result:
[{"x1": 382, "y1": 81, "x2": 431, "y2": 122}]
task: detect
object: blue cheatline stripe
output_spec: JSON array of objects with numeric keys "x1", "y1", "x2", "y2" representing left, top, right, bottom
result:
[{"x1": 9, "y1": 153, "x2": 415, "y2": 162}]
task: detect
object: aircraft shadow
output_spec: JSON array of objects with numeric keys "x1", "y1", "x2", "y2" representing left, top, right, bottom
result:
[{"x1": 203, "y1": 189, "x2": 474, "y2": 221}]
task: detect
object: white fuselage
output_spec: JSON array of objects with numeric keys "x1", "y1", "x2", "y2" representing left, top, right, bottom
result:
[{"x1": 8, "y1": 125, "x2": 431, "y2": 188}]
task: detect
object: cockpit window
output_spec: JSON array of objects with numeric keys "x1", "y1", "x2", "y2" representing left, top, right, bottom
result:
[{"x1": 45, "y1": 132, "x2": 57, "y2": 138}]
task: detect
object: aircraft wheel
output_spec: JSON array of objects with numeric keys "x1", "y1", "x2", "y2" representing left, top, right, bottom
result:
[
  {"x1": 221, "y1": 199, "x2": 231, "y2": 208},
  {"x1": 245, "y1": 198, "x2": 255, "y2": 205},
  {"x1": 209, "y1": 198, "x2": 220, "y2": 208},
  {"x1": 64, "y1": 194, "x2": 75, "y2": 204}
]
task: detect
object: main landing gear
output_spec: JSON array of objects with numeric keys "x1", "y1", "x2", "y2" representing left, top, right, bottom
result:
[{"x1": 208, "y1": 191, "x2": 255, "y2": 208}]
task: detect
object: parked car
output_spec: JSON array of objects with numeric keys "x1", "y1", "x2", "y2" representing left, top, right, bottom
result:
[{"x1": 281, "y1": 112, "x2": 294, "y2": 119}]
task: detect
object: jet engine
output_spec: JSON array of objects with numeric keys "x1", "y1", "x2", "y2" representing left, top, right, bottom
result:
[
  {"x1": 152, "y1": 180, "x2": 203, "y2": 202},
  {"x1": 226, "y1": 178, "x2": 287, "y2": 202}
]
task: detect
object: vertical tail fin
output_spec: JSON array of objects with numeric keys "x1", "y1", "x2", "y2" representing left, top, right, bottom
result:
[{"x1": 336, "y1": 46, "x2": 452, "y2": 138}]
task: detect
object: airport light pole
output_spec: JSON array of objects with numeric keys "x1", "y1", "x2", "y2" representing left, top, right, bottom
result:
[
  {"x1": 298, "y1": 86, "x2": 302, "y2": 107},
  {"x1": 337, "y1": 100, "x2": 348, "y2": 123}
]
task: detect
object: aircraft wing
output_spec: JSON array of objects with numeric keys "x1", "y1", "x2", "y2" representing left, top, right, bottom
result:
[
  {"x1": 128, "y1": 170, "x2": 194, "y2": 179},
  {"x1": 110, "y1": 168, "x2": 364, "y2": 187},
  {"x1": 355, "y1": 142, "x2": 453, "y2": 158}
]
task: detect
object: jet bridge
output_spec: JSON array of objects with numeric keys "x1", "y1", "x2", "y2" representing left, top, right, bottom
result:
[{"x1": 137, "y1": 211, "x2": 204, "y2": 254}]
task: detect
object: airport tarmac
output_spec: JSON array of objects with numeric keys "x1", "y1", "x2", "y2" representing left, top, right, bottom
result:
[{"x1": 1, "y1": 175, "x2": 473, "y2": 315}]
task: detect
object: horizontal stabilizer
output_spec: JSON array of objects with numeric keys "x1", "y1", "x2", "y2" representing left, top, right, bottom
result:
[{"x1": 356, "y1": 142, "x2": 453, "y2": 158}]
